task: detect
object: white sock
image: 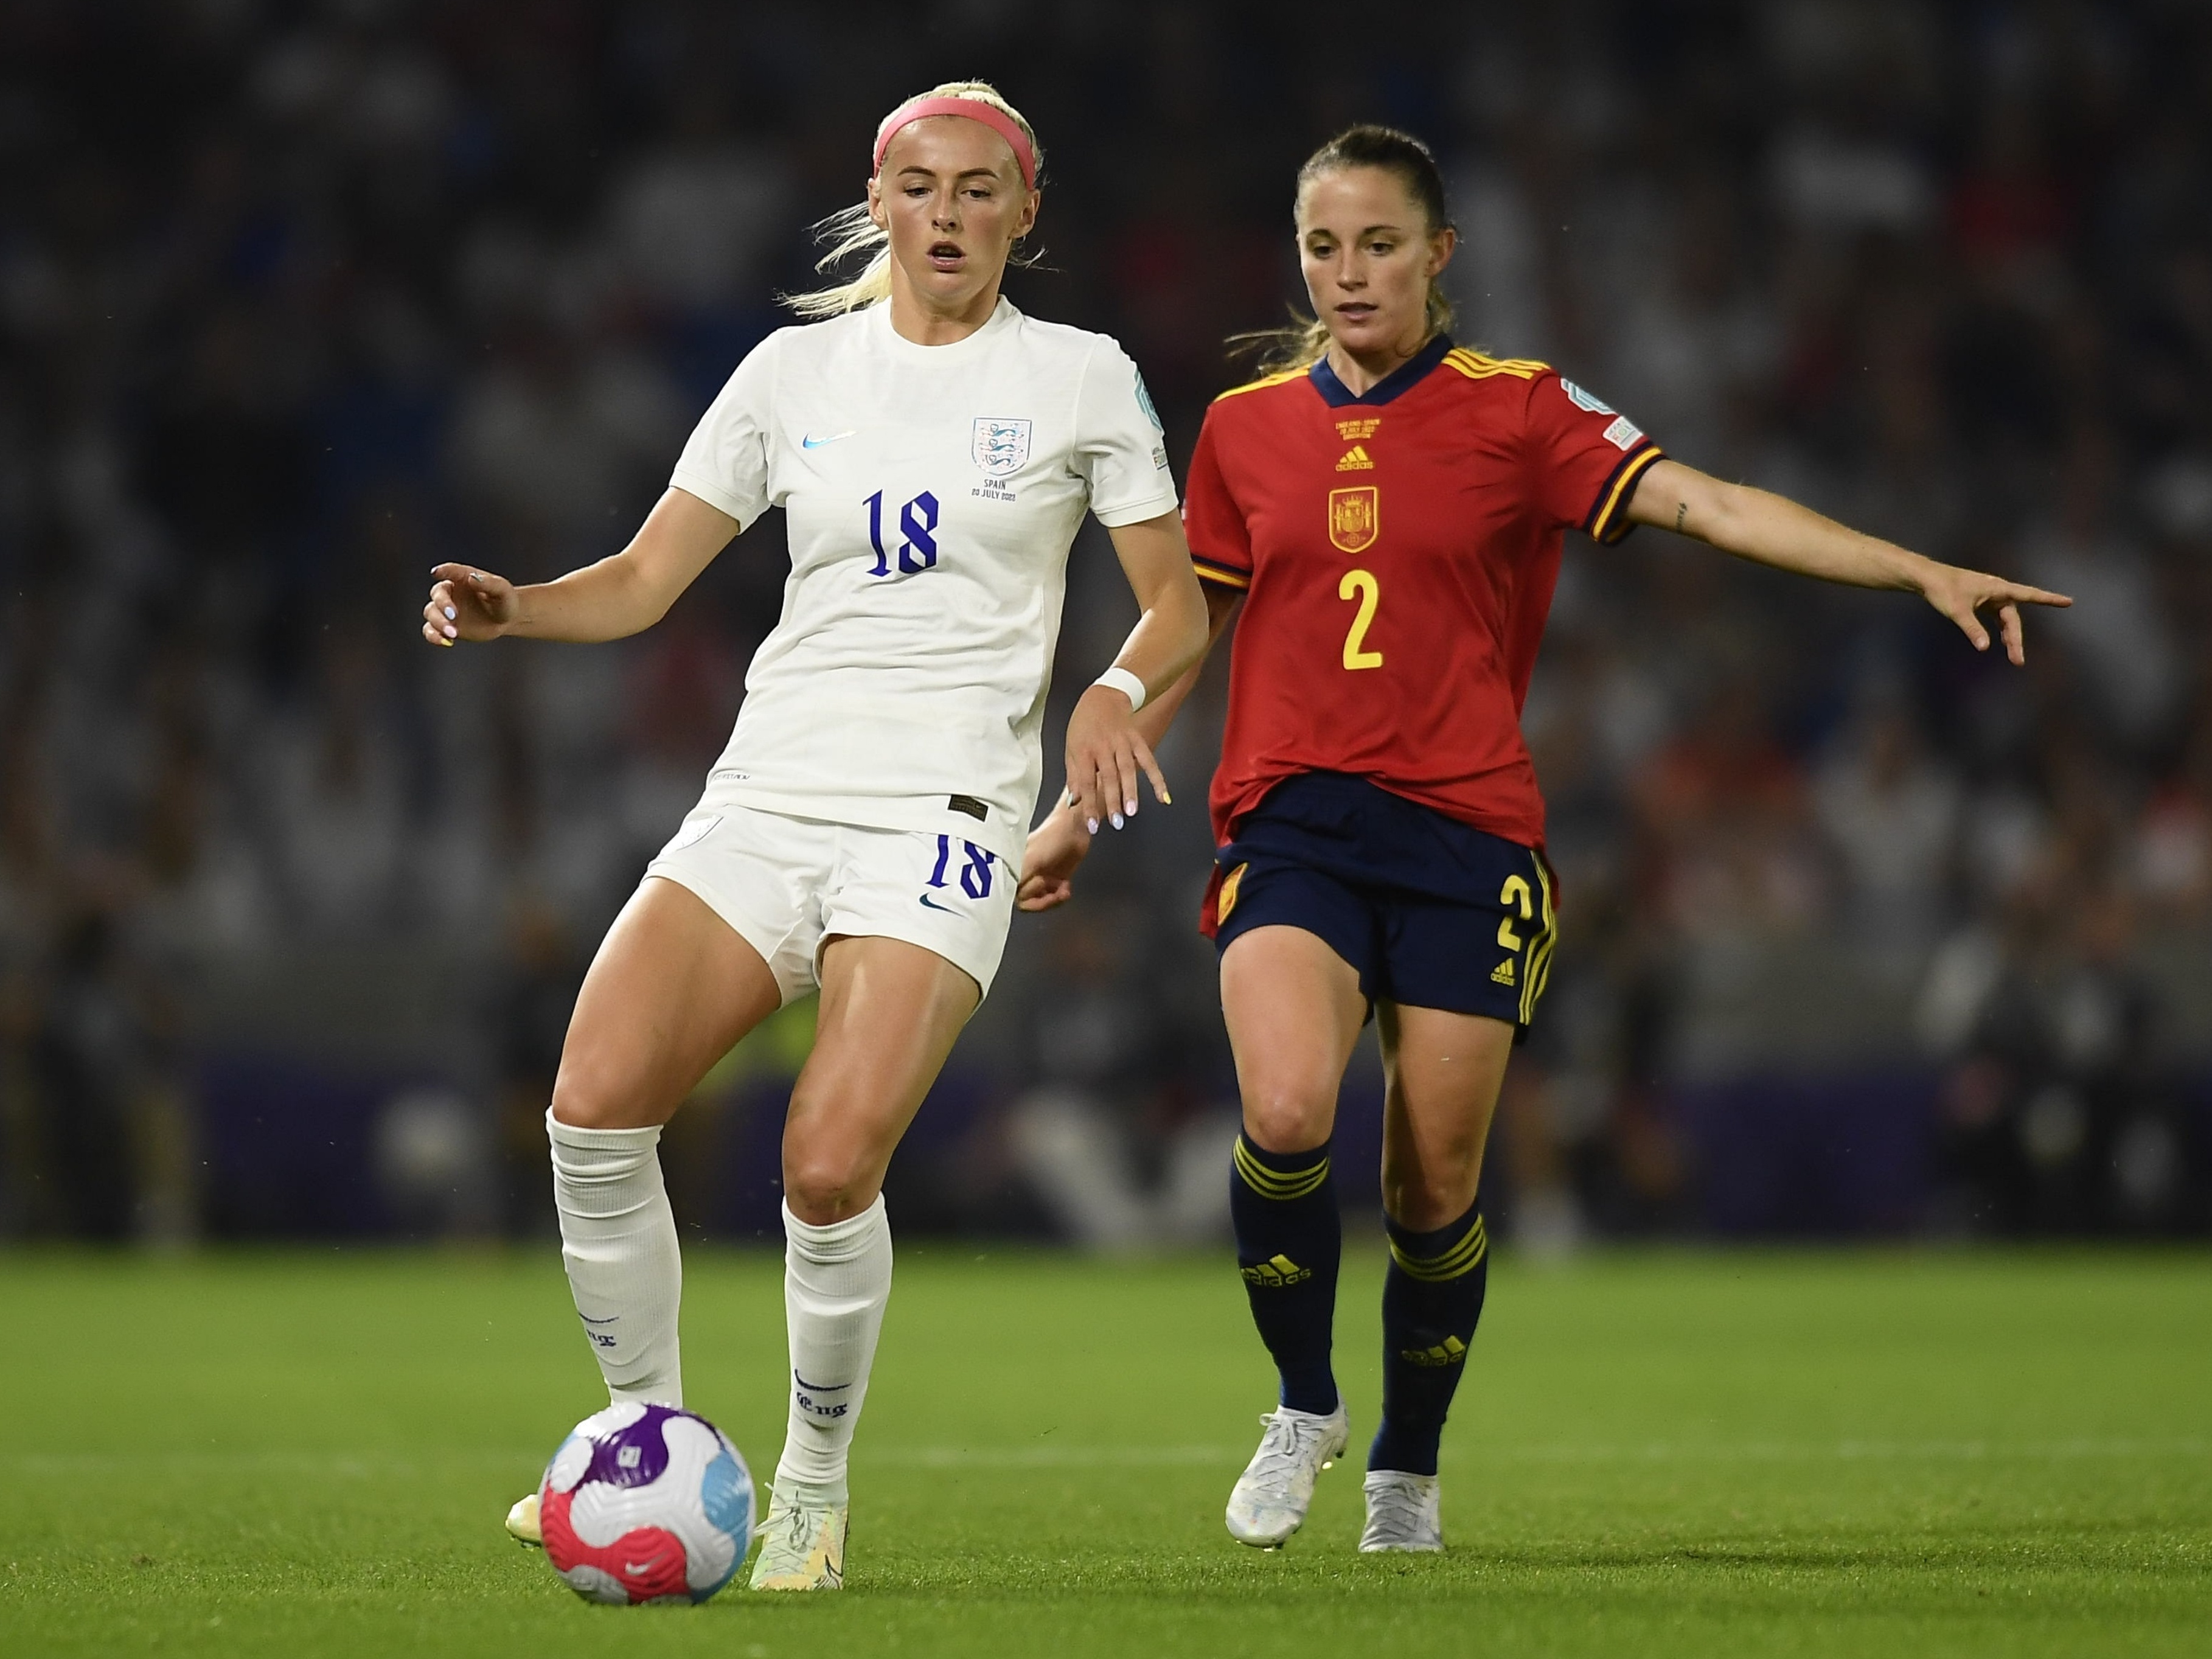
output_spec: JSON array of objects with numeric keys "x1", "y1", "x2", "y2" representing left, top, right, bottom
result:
[
  {"x1": 773, "y1": 1194, "x2": 892, "y2": 1508},
  {"x1": 548, "y1": 1110, "x2": 683, "y2": 1406}
]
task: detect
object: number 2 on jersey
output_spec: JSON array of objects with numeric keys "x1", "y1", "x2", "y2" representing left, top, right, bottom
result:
[{"x1": 1338, "y1": 569, "x2": 1384, "y2": 670}]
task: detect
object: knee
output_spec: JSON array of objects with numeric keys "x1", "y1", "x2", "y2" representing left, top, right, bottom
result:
[
  {"x1": 548, "y1": 1059, "x2": 636, "y2": 1133},
  {"x1": 781, "y1": 1109, "x2": 877, "y2": 1225},
  {"x1": 1239, "y1": 1070, "x2": 1338, "y2": 1155},
  {"x1": 781, "y1": 1151, "x2": 873, "y2": 1225},
  {"x1": 1380, "y1": 1165, "x2": 1481, "y2": 1234}
]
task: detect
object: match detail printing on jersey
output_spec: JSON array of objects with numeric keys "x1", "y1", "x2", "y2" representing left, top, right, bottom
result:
[{"x1": 669, "y1": 299, "x2": 1177, "y2": 868}]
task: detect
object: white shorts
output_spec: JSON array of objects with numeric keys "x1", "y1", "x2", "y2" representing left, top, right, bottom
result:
[{"x1": 643, "y1": 803, "x2": 1016, "y2": 1004}]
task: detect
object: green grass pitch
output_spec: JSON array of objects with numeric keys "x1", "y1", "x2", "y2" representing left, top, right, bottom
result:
[{"x1": 2, "y1": 1248, "x2": 2207, "y2": 1657}]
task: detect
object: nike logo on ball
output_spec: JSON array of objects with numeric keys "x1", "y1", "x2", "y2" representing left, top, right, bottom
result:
[{"x1": 801, "y1": 431, "x2": 854, "y2": 448}]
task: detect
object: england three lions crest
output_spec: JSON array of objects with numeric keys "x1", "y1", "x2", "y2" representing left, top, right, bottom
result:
[{"x1": 972, "y1": 417, "x2": 1032, "y2": 477}]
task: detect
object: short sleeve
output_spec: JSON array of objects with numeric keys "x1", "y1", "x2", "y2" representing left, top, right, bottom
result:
[
  {"x1": 1524, "y1": 372, "x2": 1664, "y2": 545},
  {"x1": 669, "y1": 333, "x2": 779, "y2": 530},
  {"x1": 1181, "y1": 409, "x2": 1251, "y2": 590},
  {"x1": 1073, "y1": 339, "x2": 1180, "y2": 527}
]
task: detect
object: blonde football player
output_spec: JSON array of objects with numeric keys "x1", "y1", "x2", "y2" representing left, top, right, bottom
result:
[{"x1": 423, "y1": 82, "x2": 1206, "y2": 1590}]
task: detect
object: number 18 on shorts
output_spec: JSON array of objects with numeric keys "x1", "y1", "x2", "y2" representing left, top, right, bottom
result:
[{"x1": 645, "y1": 805, "x2": 1017, "y2": 1004}]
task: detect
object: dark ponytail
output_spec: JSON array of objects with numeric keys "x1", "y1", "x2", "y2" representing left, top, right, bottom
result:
[{"x1": 1232, "y1": 124, "x2": 1456, "y2": 372}]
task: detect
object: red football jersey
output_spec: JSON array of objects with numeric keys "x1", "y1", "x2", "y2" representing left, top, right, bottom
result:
[{"x1": 1184, "y1": 335, "x2": 1663, "y2": 852}]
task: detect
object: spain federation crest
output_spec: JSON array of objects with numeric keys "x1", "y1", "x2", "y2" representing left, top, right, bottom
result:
[
  {"x1": 972, "y1": 417, "x2": 1032, "y2": 477},
  {"x1": 1328, "y1": 485, "x2": 1379, "y2": 554}
]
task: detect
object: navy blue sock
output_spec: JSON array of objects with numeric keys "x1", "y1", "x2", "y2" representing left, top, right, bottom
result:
[
  {"x1": 1369, "y1": 1200, "x2": 1489, "y2": 1476},
  {"x1": 1229, "y1": 1132, "x2": 1340, "y2": 1415}
]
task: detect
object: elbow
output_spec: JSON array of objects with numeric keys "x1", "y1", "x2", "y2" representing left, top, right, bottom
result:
[{"x1": 1698, "y1": 483, "x2": 1756, "y2": 555}]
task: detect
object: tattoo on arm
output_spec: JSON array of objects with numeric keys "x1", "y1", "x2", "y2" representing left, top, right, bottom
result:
[{"x1": 1674, "y1": 501, "x2": 1687, "y2": 534}]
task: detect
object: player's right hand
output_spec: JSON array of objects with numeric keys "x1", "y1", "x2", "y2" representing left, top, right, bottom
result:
[
  {"x1": 422, "y1": 563, "x2": 518, "y2": 647},
  {"x1": 1017, "y1": 805, "x2": 1091, "y2": 913}
]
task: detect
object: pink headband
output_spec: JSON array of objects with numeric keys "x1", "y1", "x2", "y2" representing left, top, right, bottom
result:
[{"x1": 872, "y1": 95, "x2": 1037, "y2": 190}]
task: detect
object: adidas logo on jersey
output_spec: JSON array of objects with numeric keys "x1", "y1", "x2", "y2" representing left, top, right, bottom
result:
[
  {"x1": 1491, "y1": 958, "x2": 1516, "y2": 986},
  {"x1": 1400, "y1": 1337, "x2": 1468, "y2": 1368},
  {"x1": 1240, "y1": 1254, "x2": 1313, "y2": 1287},
  {"x1": 1335, "y1": 444, "x2": 1375, "y2": 471}
]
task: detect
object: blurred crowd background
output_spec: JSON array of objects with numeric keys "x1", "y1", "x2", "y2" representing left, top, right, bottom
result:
[{"x1": 3, "y1": 0, "x2": 2210, "y2": 1249}]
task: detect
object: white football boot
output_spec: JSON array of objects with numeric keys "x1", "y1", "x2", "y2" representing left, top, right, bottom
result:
[
  {"x1": 748, "y1": 1492, "x2": 847, "y2": 1590},
  {"x1": 1224, "y1": 1403, "x2": 1350, "y2": 1547},
  {"x1": 504, "y1": 1490, "x2": 543, "y2": 1548},
  {"x1": 1358, "y1": 1470, "x2": 1443, "y2": 1553}
]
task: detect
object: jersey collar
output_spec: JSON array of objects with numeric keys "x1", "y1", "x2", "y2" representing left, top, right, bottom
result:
[{"x1": 1307, "y1": 333, "x2": 1453, "y2": 408}]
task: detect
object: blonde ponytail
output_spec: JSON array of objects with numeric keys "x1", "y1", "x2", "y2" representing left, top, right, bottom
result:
[{"x1": 783, "y1": 80, "x2": 1043, "y2": 321}]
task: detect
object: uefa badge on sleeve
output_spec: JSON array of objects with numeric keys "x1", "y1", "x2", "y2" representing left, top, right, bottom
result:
[{"x1": 972, "y1": 417, "x2": 1032, "y2": 476}]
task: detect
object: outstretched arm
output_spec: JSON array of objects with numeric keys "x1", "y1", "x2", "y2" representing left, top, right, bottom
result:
[
  {"x1": 422, "y1": 486, "x2": 738, "y2": 648},
  {"x1": 1625, "y1": 459, "x2": 2070, "y2": 665}
]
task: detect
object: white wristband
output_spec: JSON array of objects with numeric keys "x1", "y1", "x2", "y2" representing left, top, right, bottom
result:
[{"x1": 1093, "y1": 665, "x2": 1148, "y2": 713}]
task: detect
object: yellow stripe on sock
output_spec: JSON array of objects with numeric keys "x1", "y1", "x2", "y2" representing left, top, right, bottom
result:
[
  {"x1": 1233, "y1": 1139, "x2": 1330, "y2": 1200},
  {"x1": 1389, "y1": 1216, "x2": 1489, "y2": 1282}
]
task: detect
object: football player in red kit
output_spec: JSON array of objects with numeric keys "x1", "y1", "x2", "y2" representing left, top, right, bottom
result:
[{"x1": 1020, "y1": 125, "x2": 2067, "y2": 1554}]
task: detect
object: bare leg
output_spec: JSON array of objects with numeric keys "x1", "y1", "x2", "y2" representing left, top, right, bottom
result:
[
  {"x1": 1217, "y1": 925, "x2": 1366, "y2": 1419},
  {"x1": 550, "y1": 875, "x2": 782, "y2": 1132},
  {"x1": 544, "y1": 876, "x2": 780, "y2": 1404},
  {"x1": 1219, "y1": 925, "x2": 1366, "y2": 1152},
  {"x1": 769, "y1": 934, "x2": 979, "y2": 1519},
  {"x1": 1376, "y1": 1004, "x2": 1514, "y2": 1229},
  {"x1": 781, "y1": 934, "x2": 980, "y2": 1223}
]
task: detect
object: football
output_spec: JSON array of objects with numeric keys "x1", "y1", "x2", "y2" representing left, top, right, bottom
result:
[{"x1": 537, "y1": 1402, "x2": 754, "y2": 1605}]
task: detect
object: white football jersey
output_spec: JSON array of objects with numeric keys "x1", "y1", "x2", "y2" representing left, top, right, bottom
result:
[{"x1": 670, "y1": 297, "x2": 1176, "y2": 869}]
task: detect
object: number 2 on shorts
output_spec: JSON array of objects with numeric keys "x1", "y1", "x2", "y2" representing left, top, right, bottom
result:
[
  {"x1": 1497, "y1": 874, "x2": 1532, "y2": 951},
  {"x1": 1338, "y1": 569, "x2": 1383, "y2": 670}
]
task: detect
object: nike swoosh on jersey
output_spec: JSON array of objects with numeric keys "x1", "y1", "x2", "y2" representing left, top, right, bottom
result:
[
  {"x1": 801, "y1": 430, "x2": 855, "y2": 448},
  {"x1": 918, "y1": 893, "x2": 959, "y2": 913}
]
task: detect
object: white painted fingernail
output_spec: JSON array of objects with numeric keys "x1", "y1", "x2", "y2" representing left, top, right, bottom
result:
[
  {"x1": 1125, "y1": 799, "x2": 1138, "y2": 816},
  {"x1": 443, "y1": 606, "x2": 456, "y2": 619},
  {"x1": 1110, "y1": 812, "x2": 1124, "y2": 830},
  {"x1": 443, "y1": 624, "x2": 457, "y2": 638},
  {"x1": 1087, "y1": 818, "x2": 1099, "y2": 835}
]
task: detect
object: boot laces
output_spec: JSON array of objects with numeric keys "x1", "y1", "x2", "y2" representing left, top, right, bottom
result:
[
  {"x1": 1366, "y1": 1476, "x2": 1435, "y2": 1540},
  {"x1": 1248, "y1": 1410, "x2": 1334, "y2": 1487}
]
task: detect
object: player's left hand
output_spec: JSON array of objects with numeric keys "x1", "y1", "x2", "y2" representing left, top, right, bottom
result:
[
  {"x1": 1062, "y1": 681, "x2": 1169, "y2": 835},
  {"x1": 1915, "y1": 561, "x2": 2071, "y2": 666},
  {"x1": 1017, "y1": 807, "x2": 1091, "y2": 912}
]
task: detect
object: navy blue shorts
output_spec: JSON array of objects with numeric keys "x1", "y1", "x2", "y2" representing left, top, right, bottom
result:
[{"x1": 1208, "y1": 772, "x2": 1557, "y2": 1034}]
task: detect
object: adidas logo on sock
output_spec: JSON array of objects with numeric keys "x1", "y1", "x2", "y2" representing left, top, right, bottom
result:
[
  {"x1": 1240, "y1": 1253, "x2": 1313, "y2": 1287},
  {"x1": 1399, "y1": 1336, "x2": 1468, "y2": 1368}
]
